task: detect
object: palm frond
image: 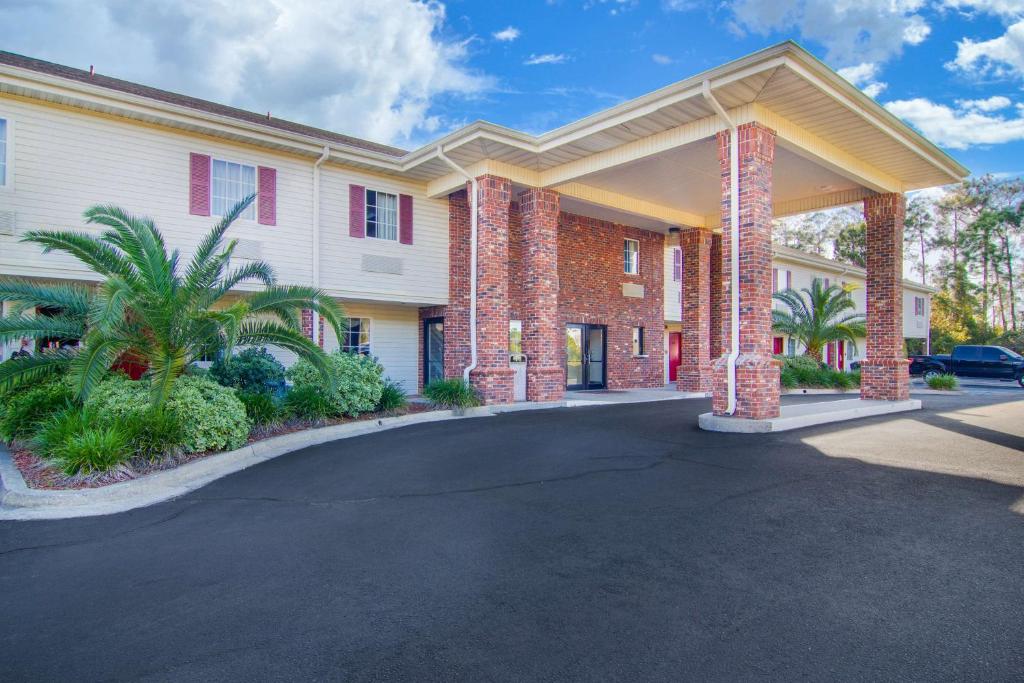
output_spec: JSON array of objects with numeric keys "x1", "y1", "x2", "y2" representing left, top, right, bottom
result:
[
  {"x1": 147, "y1": 346, "x2": 187, "y2": 408},
  {"x1": 67, "y1": 331, "x2": 129, "y2": 400},
  {"x1": 236, "y1": 320, "x2": 334, "y2": 386},
  {"x1": 0, "y1": 348, "x2": 76, "y2": 393},
  {"x1": 21, "y1": 230, "x2": 139, "y2": 283},
  {"x1": 182, "y1": 195, "x2": 255, "y2": 293},
  {"x1": 0, "y1": 314, "x2": 85, "y2": 343},
  {"x1": 0, "y1": 278, "x2": 92, "y2": 316}
]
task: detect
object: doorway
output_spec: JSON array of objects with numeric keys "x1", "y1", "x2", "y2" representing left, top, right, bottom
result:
[
  {"x1": 668, "y1": 331, "x2": 681, "y2": 382},
  {"x1": 566, "y1": 323, "x2": 607, "y2": 390},
  {"x1": 423, "y1": 317, "x2": 444, "y2": 387}
]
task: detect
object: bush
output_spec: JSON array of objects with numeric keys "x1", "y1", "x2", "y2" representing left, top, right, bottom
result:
[
  {"x1": 209, "y1": 347, "x2": 286, "y2": 393},
  {"x1": 926, "y1": 373, "x2": 959, "y2": 390},
  {"x1": 775, "y1": 355, "x2": 859, "y2": 390},
  {"x1": 32, "y1": 405, "x2": 93, "y2": 459},
  {"x1": 288, "y1": 351, "x2": 384, "y2": 417},
  {"x1": 54, "y1": 425, "x2": 131, "y2": 475},
  {"x1": 780, "y1": 367, "x2": 798, "y2": 389},
  {"x1": 86, "y1": 374, "x2": 249, "y2": 454},
  {"x1": 283, "y1": 385, "x2": 334, "y2": 421},
  {"x1": 237, "y1": 390, "x2": 282, "y2": 427},
  {"x1": 0, "y1": 376, "x2": 75, "y2": 442},
  {"x1": 376, "y1": 378, "x2": 408, "y2": 413},
  {"x1": 121, "y1": 409, "x2": 185, "y2": 460},
  {"x1": 422, "y1": 378, "x2": 480, "y2": 409}
]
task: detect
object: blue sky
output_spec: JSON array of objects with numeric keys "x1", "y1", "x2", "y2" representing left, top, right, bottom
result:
[{"x1": 2, "y1": 1, "x2": 1023, "y2": 177}]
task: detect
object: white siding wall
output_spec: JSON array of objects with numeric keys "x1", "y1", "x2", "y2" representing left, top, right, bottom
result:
[
  {"x1": 321, "y1": 301, "x2": 420, "y2": 393},
  {"x1": 664, "y1": 244, "x2": 682, "y2": 322},
  {"x1": 0, "y1": 97, "x2": 450, "y2": 306}
]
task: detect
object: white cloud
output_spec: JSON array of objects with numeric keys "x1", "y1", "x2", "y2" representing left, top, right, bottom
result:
[
  {"x1": 956, "y1": 95, "x2": 1013, "y2": 110},
  {"x1": 885, "y1": 97, "x2": 1024, "y2": 149},
  {"x1": 652, "y1": 53, "x2": 673, "y2": 65},
  {"x1": 524, "y1": 53, "x2": 569, "y2": 65},
  {"x1": 493, "y1": 26, "x2": 520, "y2": 42},
  {"x1": 941, "y1": 0, "x2": 1024, "y2": 19},
  {"x1": 662, "y1": 0, "x2": 700, "y2": 9},
  {"x1": 837, "y1": 62, "x2": 888, "y2": 99},
  {"x1": 948, "y1": 19, "x2": 1024, "y2": 80},
  {"x1": 0, "y1": 0, "x2": 493, "y2": 147},
  {"x1": 727, "y1": 0, "x2": 931, "y2": 66}
]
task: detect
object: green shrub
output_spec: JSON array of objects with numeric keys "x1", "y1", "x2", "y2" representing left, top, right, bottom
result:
[
  {"x1": 422, "y1": 378, "x2": 480, "y2": 409},
  {"x1": 775, "y1": 354, "x2": 823, "y2": 373},
  {"x1": 776, "y1": 355, "x2": 859, "y2": 390},
  {"x1": 121, "y1": 408, "x2": 185, "y2": 460},
  {"x1": 283, "y1": 385, "x2": 334, "y2": 421},
  {"x1": 926, "y1": 373, "x2": 959, "y2": 390},
  {"x1": 0, "y1": 376, "x2": 75, "y2": 442},
  {"x1": 33, "y1": 405, "x2": 93, "y2": 458},
  {"x1": 54, "y1": 424, "x2": 131, "y2": 475},
  {"x1": 376, "y1": 378, "x2": 408, "y2": 413},
  {"x1": 85, "y1": 374, "x2": 249, "y2": 454},
  {"x1": 288, "y1": 351, "x2": 384, "y2": 417},
  {"x1": 209, "y1": 347, "x2": 286, "y2": 392},
  {"x1": 237, "y1": 390, "x2": 282, "y2": 427},
  {"x1": 829, "y1": 369, "x2": 857, "y2": 390},
  {"x1": 780, "y1": 367, "x2": 798, "y2": 389}
]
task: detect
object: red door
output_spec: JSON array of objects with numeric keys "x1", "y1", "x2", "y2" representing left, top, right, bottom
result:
[
  {"x1": 826, "y1": 342, "x2": 836, "y2": 369},
  {"x1": 837, "y1": 341, "x2": 845, "y2": 370},
  {"x1": 668, "y1": 332, "x2": 681, "y2": 381},
  {"x1": 773, "y1": 337, "x2": 784, "y2": 355}
]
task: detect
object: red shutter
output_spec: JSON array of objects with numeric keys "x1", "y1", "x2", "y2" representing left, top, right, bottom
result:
[
  {"x1": 189, "y1": 153, "x2": 211, "y2": 216},
  {"x1": 349, "y1": 184, "x2": 365, "y2": 238},
  {"x1": 785, "y1": 270, "x2": 792, "y2": 289},
  {"x1": 772, "y1": 267, "x2": 778, "y2": 292},
  {"x1": 399, "y1": 193, "x2": 413, "y2": 245},
  {"x1": 257, "y1": 166, "x2": 276, "y2": 226}
]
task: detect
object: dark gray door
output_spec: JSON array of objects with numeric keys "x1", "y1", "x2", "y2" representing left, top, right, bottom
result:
[{"x1": 423, "y1": 317, "x2": 444, "y2": 386}]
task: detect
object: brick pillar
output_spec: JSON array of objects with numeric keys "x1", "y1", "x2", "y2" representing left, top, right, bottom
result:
[
  {"x1": 709, "y1": 232, "x2": 723, "y2": 360},
  {"x1": 519, "y1": 188, "x2": 564, "y2": 402},
  {"x1": 861, "y1": 193, "x2": 910, "y2": 401},
  {"x1": 446, "y1": 190, "x2": 472, "y2": 379},
  {"x1": 711, "y1": 123, "x2": 780, "y2": 419},
  {"x1": 470, "y1": 175, "x2": 515, "y2": 404},
  {"x1": 677, "y1": 227, "x2": 713, "y2": 392},
  {"x1": 301, "y1": 309, "x2": 324, "y2": 348}
]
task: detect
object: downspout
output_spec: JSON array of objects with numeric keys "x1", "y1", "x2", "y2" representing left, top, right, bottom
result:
[
  {"x1": 311, "y1": 145, "x2": 330, "y2": 347},
  {"x1": 435, "y1": 146, "x2": 479, "y2": 384},
  {"x1": 702, "y1": 80, "x2": 740, "y2": 415}
]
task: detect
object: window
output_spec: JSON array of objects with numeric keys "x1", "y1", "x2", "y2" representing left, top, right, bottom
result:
[
  {"x1": 672, "y1": 247, "x2": 682, "y2": 281},
  {"x1": 0, "y1": 118, "x2": 7, "y2": 186},
  {"x1": 624, "y1": 239, "x2": 639, "y2": 274},
  {"x1": 632, "y1": 326, "x2": 645, "y2": 356},
  {"x1": 211, "y1": 158, "x2": 256, "y2": 219},
  {"x1": 774, "y1": 269, "x2": 791, "y2": 292},
  {"x1": 982, "y1": 347, "x2": 1006, "y2": 361},
  {"x1": 341, "y1": 318, "x2": 371, "y2": 354},
  {"x1": 772, "y1": 268, "x2": 778, "y2": 293},
  {"x1": 914, "y1": 296, "x2": 925, "y2": 317},
  {"x1": 366, "y1": 189, "x2": 398, "y2": 240},
  {"x1": 509, "y1": 320, "x2": 522, "y2": 355},
  {"x1": 787, "y1": 338, "x2": 796, "y2": 356}
]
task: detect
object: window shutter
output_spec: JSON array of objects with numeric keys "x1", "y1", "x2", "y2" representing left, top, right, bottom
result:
[
  {"x1": 399, "y1": 193, "x2": 413, "y2": 244},
  {"x1": 189, "y1": 153, "x2": 211, "y2": 216},
  {"x1": 349, "y1": 184, "x2": 365, "y2": 238},
  {"x1": 785, "y1": 270, "x2": 792, "y2": 289},
  {"x1": 772, "y1": 267, "x2": 778, "y2": 292},
  {"x1": 257, "y1": 166, "x2": 276, "y2": 226}
]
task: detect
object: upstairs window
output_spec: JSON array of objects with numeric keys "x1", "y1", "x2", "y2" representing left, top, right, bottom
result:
[
  {"x1": 672, "y1": 247, "x2": 682, "y2": 281},
  {"x1": 366, "y1": 189, "x2": 398, "y2": 240},
  {"x1": 914, "y1": 296, "x2": 925, "y2": 316},
  {"x1": 341, "y1": 318, "x2": 371, "y2": 355},
  {"x1": 624, "y1": 239, "x2": 639, "y2": 275},
  {"x1": 0, "y1": 118, "x2": 7, "y2": 187},
  {"x1": 211, "y1": 158, "x2": 256, "y2": 219}
]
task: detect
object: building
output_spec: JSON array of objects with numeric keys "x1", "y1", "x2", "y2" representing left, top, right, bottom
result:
[
  {"x1": 0, "y1": 42, "x2": 965, "y2": 419},
  {"x1": 664, "y1": 243, "x2": 935, "y2": 381}
]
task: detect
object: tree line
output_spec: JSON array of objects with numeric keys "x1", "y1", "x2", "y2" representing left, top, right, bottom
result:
[{"x1": 773, "y1": 175, "x2": 1023, "y2": 353}]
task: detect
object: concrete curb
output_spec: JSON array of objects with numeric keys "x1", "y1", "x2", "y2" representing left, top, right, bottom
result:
[
  {"x1": 0, "y1": 390, "x2": 712, "y2": 520},
  {"x1": 698, "y1": 398, "x2": 923, "y2": 433},
  {"x1": 0, "y1": 406, "x2": 504, "y2": 520}
]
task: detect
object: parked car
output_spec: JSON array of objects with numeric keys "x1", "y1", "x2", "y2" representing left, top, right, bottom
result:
[{"x1": 909, "y1": 345, "x2": 1024, "y2": 386}]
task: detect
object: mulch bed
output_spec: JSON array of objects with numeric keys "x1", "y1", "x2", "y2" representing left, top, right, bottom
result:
[{"x1": 9, "y1": 403, "x2": 434, "y2": 491}]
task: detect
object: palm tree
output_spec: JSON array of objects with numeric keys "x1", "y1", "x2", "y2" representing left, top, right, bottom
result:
[
  {"x1": 772, "y1": 279, "x2": 866, "y2": 362},
  {"x1": 0, "y1": 196, "x2": 345, "y2": 407}
]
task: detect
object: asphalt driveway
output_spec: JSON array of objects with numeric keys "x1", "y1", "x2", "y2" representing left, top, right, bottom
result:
[{"x1": 2, "y1": 393, "x2": 1024, "y2": 681}]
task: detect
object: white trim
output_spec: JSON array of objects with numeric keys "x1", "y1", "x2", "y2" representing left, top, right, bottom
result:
[
  {"x1": 624, "y1": 238, "x2": 640, "y2": 275},
  {"x1": 340, "y1": 316, "x2": 372, "y2": 355},
  {"x1": 363, "y1": 187, "x2": 400, "y2": 242},
  {"x1": 208, "y1": 153, "x2": 259, "y2": 222},
  {"x1": 0, "y1": 112, "x2": 13, "y2": 191}
]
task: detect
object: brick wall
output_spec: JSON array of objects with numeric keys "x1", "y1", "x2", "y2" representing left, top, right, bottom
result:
[
  {"x1": 557, "y1": 212, "x2": 665, "y2": 390},
  {"x1": 445, "y1": 189, "x2": 472, "y2": 380},
  {"x1": 301, "y1": 309, "x2": 325, "y2": 348},
  {"x1": 677, "y1": 227, "x2": 713, "y2": 392},
  {"x1": 519, "y1": 189, "x2": 564, "y2": 401}
]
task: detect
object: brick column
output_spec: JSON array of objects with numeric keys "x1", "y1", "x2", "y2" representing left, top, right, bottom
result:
[
  {"x1": 519, "y1": 188, "x2": 564, "y2": 402},
  {"x1": 711, "y1": 122, "x2": 780, "y2": 419},
  {"x1": 470, "y1": 175, "x2": 515, "y2": 404},
  {"x1": 446, "y1": 190, "x2": 472, "y2": 379},
  {"x1": 677, "y1": 227, "x2": 713, "y2": 392},
  {"x1": 861, "y1": 193, "x2": 910, "y2": 401},
  {"x1": 709, "y1": 232, "x2": 723, "y2": 360},
  {"x1": 301, "y1": 309, "x2": 324, "y2": 348}
]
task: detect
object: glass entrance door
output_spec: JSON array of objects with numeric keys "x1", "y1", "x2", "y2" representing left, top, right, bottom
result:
[
  {"x1": 423, "y1": 317, "x2": 444, "y2": 387},
  {"x1": 566, "y1": 323, "x2": 606, "y2": 390}
]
